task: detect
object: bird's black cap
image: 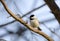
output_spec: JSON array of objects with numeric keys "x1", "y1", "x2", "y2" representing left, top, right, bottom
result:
[
  {"x1": 30, "y1": 15, "x2": 34, "y2": 18},
  {"x1": 30, "y1": 15, "x2": 34, "y2": 20}
]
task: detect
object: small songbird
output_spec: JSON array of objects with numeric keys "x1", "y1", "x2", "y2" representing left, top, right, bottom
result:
[{"x1": 30, "y1": 15, "x2": 41, "y2": 31}]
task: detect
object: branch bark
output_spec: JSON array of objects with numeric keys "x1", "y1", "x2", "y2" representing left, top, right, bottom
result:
[
  {"x1": 44, "y1": 0, "x2": 60, "y2": 23},
  {"x1": 0, "y1": 0, "x2": 54, "y2": 41}
]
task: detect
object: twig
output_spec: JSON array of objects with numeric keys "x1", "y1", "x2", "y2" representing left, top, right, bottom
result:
[
  {"x1": 0, "y1": 0, "x2": 54, "y2": 41},
  {"x1": 41, "y1": 23, "x2": 60, "y2": 38},
  {"x1": 22, "y1": 3, "x2": 46, "y2": 17}
]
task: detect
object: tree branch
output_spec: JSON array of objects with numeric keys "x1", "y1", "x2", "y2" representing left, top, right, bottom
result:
[
  {"x1": 0, "y1": 3, "x2": 46, "y2": 27},
  {"x1": 44, "y1": 0, "x2": 60, "y2": 23},
  {"x1": 42, "y1": 23, "x2": 60, "y2": 38},
  {"x1": 0, "y1": 0, "x2": 54, "y2": 41},
  {"x1": 22, "y1": 3, "x2": 46, "y2": 17}
]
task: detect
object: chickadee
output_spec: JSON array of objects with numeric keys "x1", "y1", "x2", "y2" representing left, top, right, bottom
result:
[{"x1": 30, "y1": 15, "x2": 41, "y2": 31}]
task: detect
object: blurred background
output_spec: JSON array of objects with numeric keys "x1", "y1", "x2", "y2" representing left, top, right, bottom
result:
[{"x1": 0, "y1": 0, "x2": 60, "y2": 41}]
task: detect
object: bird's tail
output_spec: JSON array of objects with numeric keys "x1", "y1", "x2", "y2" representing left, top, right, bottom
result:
[{"x1": 38, "y1": 27, "x2": 42, "y2": 31}]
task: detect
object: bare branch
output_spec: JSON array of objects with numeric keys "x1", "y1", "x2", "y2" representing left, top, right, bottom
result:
[
  {"x1": 0, "y1": 3, "x2": 46, "y2": 27},
  {"x1": 44, "y1": 0, "x2": 60, "y2": 23},
  {"x1": 41, "y1": 23, "x2": 60, "y2": 38},
  {"x1": 0, "y1": 0, "x2": 54, "y2": 41},
  {"x1": 22, "y1": 3, "x2": 46, "y2": 17}
]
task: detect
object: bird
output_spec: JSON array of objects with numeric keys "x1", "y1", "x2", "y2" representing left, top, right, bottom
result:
[{"x1": 29, "y1": 15, "x2": 42, "y2": 31}]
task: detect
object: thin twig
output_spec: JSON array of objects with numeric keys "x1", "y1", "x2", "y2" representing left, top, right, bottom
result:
[
  {"x1": 41, "y1": 22, "x2": 60, "y2": 38},
  {"x1": 22, "y1": 3, "x2": 46, "y2": 17}
]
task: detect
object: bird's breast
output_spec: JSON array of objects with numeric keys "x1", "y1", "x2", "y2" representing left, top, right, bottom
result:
[{"x1": 30, "y1": 20, "x2": 39, "y2": 28}]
